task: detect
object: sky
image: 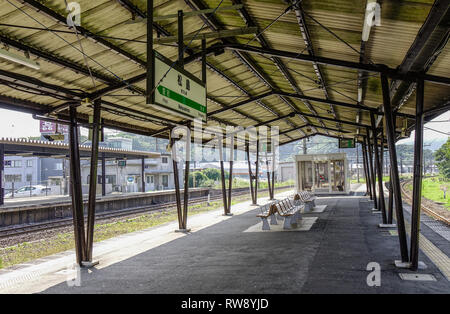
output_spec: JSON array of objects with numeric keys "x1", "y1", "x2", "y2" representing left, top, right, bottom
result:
[{"x1": 0, "y1": 108, "x2": 448, "y2": 145}]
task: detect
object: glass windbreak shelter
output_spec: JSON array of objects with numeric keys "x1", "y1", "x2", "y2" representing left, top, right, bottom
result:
[{"x1": 295, "y1": 153, "x2": 349, "y2": 194}]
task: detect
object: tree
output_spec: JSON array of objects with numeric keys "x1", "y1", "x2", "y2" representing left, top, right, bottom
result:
[
  {"x1": 189, "y1": 171, "x2": 208, "y2": 187},
  {"x1": 202, "y1": 168, "x2": 222, "y2": 181},
  {"x1": 423, "y1": 149, "x2": 435, "y2": 174},
  {"x1": 434, "y1": 138, "x2": 450, "y2": 180}
]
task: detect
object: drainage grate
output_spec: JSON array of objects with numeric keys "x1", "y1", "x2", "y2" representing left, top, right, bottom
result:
[{"x1": 398, "y1": 273, "x2": 437, "y2": 282}]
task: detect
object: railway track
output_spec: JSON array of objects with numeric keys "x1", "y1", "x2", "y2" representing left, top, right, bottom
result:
[
  {"x1": 0, "y1": 187, "x2": 291, "y2": 238},
  {"x1": 400, "y1": 178, "x2": 450, "y2": 225}
]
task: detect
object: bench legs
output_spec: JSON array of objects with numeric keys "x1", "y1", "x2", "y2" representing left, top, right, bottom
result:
[
  {"x1": 283, "y1": 217, "x2": 292, "y2": 230},
  {"x1": 295, "y1": 210, "x2": 302, "y2": 222},
  {"x1": 290, "y1": 218, "x2": 298, "y2": 228},
  {"x1": 270, "y1": 214, "x2": 278, "y2": 225},
  {"x1": 261, "y1": 217, "x2": 270, "y2": 230},
  {"x1": 305, "y1": 202, "x2": 312, "y2": 212}
]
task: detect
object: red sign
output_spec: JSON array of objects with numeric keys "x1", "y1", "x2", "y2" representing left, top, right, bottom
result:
[
  {"x1": 39, "y1": 121, "x2": 69, "y2": 134},
  {"x1": 40, "y1": 121, "x2": 56, "y2": 133}
]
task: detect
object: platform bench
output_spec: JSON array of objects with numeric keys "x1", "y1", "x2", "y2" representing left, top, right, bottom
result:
[
  {"x1": 275, "y1": 199, "x2": 302, "y2": 230},
  {"x1": 256, "y1": 203, "x2": 278, "y2": 230},
  {"x1": 297, "y1": 191, "x2": 316, "y2": 212}
]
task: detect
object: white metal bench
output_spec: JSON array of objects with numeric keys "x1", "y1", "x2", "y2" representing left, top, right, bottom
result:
[
  {"x1": 256, "y1": 203, "x2": 278, "y2": 230},
  {"x1": 297, "y1": 191, "x2": 316, "y2": 212}
]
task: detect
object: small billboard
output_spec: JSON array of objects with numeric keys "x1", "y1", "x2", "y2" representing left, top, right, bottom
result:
[
  {"x1": 39, "y1": 121, "x2": 69, "y2": 134},
  {"x1": 339, "y1": 138, "x2": 355, "y2": 149}
]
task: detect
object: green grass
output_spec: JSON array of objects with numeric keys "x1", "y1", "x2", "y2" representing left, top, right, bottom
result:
[
  {"x1": 350, "y1": 178, "x2": 366, "y2": 184},
  {"x1": 421, "y1": 177, "x2": 450, "y2": 209},
  {"x1": 0, "y1": 187, "x2": 291, "y2": 269}
]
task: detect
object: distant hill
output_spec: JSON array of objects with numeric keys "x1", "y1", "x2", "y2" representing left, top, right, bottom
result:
[{"x1": 398, "y1": 138, "x2": 447, "y2": 151}]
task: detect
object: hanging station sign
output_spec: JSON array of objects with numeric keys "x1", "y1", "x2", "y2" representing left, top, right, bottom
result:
[
  {"x1": 151, "y1": 52, "x2": 207, "y2": 122},
  {"x1": 338, "y1": 138, "x2": 355, "y2": 149}
]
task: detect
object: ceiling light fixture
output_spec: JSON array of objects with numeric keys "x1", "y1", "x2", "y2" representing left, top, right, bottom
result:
[
  {"x1": 362, "y1": 0, "x2": 381, "y2": 42},
  {"x1": 0, "y1": 47, "x2": 40, "y2": 70}
]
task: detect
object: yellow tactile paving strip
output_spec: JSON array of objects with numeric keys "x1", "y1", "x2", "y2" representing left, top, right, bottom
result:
[
  {"x1": 378, "y1": 186, "x2": 450, "y2": 281},
  {"x1": 404, "y1": 220, "x2": 450, "y2": 281}
]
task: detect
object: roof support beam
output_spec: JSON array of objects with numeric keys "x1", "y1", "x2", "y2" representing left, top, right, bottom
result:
[
  {"x1": 15, "y1": 0, "x2": 257, "y2": 128},
  {"x1": 256, "y1": 111, "x2": 369, "y2": 129},
  {"x1": 0, "y1": 34, "x2": 115, "y2": 86},
  {"x1": 183, "y1": 0, "x2": 300, "y2": 139},
  {"x1": 213, "y1": 44, "x2": 450, "y2": 86},
  {"x1": 230, "y1": 0, "x2": 320, "y2": 133},
  {"x1": 209, "y1": 90, "x2": 382, "y2": 116},
  {"x1": 0, "y1": 68, "x2": 84, "y2": 99},
  {"x1": 279, "y1": 123, "x2": 352, "y2": 136},
  {"x1": 0, "y1": 95, "x2": 51, "y2": 114},
  {"x1": 19, "y1": 0, "x2": 146, "y2": 66},
  {"x1": 390, "y1": 0, "x2": 449, "y2": 111},
  {"x1": 292, "y1": 2, "x2": 337, "y2": 121},
  {"x1": 116, "y1": 0, "x2": 171, "y2": 36}
]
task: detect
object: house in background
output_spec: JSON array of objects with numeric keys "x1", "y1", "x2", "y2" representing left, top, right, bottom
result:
[
  {"x1": 4, "y1": 156, "x2": 41, "y2": 192},
  {"x1": 80, "y1": 153, "x2": 176, "y2": 193}
]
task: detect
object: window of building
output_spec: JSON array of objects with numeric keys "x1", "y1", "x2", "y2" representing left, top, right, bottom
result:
[
  {"x1": 54, "y1": 162, "x2": 63, "y2": 170},
  {"x1": 12, "y1": 160, "x2": 22, "y2": 168},
  {"x1": 5, "y1": 175, "x2": 22, "y2": 182},
  {"x1": 26, "y1": 160, "x2": 33, "y2": 167},
  {"x1": 146, "y1": 175, "x2": 154, "y2": 184},
  {"x1": 4, "y1": 160, "x2": 11, "y2": 167},
  {"x1": 106, "y1": 175, "x2": 116, "y2": 185},
  {"x1": 161, "y1": 157, "x2": 168, "y2": 164},
  {"x1": 162, "y1": 175, "x2": 169, "y2": 187},
  {"x1": 26, "y1": 174, "x2": 32, "y2": 182}
]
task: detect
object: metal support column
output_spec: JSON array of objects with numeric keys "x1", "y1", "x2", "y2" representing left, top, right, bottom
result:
[
  {"x1": 271, "y1": 148, "x2": 275, "y2": 199},
  {"x1": 362, "y1": 140, "x2": 371, "y2": 198},
  {"x1": 388, "y1": 166, "x2": 394, "y2": 224},
  {"x1": 202, "y1": 39, "x2": 206, "y2": 84},
  {"x1": 227, "y1": 136, "x2": 234, "y2": 214},
  {"x1": 68, "y1": 105, "x2": 86, "y2": 265},
  {"x1": 146, "y1": 0, "x2": 154, "y2": 106},
  {"x1": 178, "y1": 10, "x2": 184, "y2": 68},
  {"x1": 246, "y1": 144, "x2": 255, "y2": 204},
  {"x1": 101, "y1": 152, "x2": 106, "y2": 197},
  {"x1": 172, "y1": 139, "x2": 183, "y2": 230},
  {"x1": 361, "y1": 141, "x2": 370, "y2": 197},
  {"x1": 356, "y1": 143, "x2": 360, "y2": 183},
  {"x1": 86, "y1": 99, "x2": 101, "y2": 262},
  {"x1": 366, "y1": 131, "x2": 377, "y2": 206},
  {"x1": 371, "y1": 113, "x2": 387, "y2": 222},
  {"x1": 0, "y1": 144, "x2": 4, "y2": 206},
  {"x1": 381, "y1": 72, "x2": 409, "y2": 263},
  {"x1": 254, "y1": 139, "x2": 259, "y2": 204},
  {"x1": 141, "y1": 157, "x2": 146, "y2": 192},
  {"x1": 266, "y1": 152, "x2": 273, "y2": 200},
  {"x1": 219, "y1": 141, "x2": 228, "y2": 215},
  {"x1": 410, "y1": 77, "x2": 425, "y2": 270},
  {"x1": 182, "y1": 123, "x2": 191, "y2": 229}
]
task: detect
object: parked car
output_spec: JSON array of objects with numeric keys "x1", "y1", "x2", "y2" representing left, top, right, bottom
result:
[{"x1": 5, "y1": 185, "x2": 52, "y2": 198}]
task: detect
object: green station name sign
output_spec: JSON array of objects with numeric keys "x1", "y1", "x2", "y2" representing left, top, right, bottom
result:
[{"x1": 152, "y1": 52, "x2": 207, "y2": 122}]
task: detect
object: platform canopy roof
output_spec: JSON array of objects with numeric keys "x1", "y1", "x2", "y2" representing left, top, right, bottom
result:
[{"x1": 0, "y1": 0, "x2": 448, "y2": 146}]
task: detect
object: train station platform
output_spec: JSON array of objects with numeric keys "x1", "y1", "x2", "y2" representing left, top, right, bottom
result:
[{"x1": 1, "y1": 188, "x2": 449, "y2": 294}]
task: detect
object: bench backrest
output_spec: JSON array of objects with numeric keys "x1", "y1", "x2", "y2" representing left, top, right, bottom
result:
[{"x1": 280, "y1": 199, "x2": 292, "y2": 212}]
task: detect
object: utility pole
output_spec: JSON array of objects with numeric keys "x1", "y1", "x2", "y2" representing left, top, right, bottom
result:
[{"x1": 303, "y1": 138, "x2": 307, "y2": 154}]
